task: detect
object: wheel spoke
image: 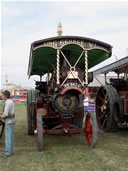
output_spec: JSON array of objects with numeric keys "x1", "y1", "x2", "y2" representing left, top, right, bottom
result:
[
  {"x1": 101, "y1": 89, "x2": 106, "y2": 98},
  {"x1": 105, "y1": 112, "x2": 110, "y2": 119},
  {"x1": 105, "y1": 103, "x2": 109, "y2": 107},
  {"x1": 97, "y1": 105, "x2": 102, "y2": 109},
  {"x1": 98, "y1": 95, "x2": 105, "y2": 102},
  {"x1": 99, "y1": 113, "x2": 105, "y2": 120},
  {"x1": 104, "y1": 93, "x2": 108, "y2": 101},
  {"x1": 102, "y1": 118, "x2": 107, "y2": 127}
]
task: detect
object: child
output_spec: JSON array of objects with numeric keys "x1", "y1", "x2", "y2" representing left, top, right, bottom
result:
[{"x1": 83, "y1": 94, "x2": 89, "y2": 116}]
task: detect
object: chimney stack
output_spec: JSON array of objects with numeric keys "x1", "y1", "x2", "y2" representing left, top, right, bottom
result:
[{"x1": 57, "y1": 22, "x2": 62, "y2": 36}]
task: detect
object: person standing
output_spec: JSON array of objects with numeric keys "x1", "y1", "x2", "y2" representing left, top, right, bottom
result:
[
  {"x1": 0, "y1": 90, "x2": 15, "y2": 158},
  {"x1": 83, "y1": 94, "x2": 89, "y2": 116}
]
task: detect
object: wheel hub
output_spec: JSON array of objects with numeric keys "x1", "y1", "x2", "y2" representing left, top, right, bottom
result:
[
  {"x1": 101, "y1": 104, "x2": 107, "y2": 112},
  {"x1": 54, "y1": 93, "x2": 79, "y2": 114},
  {"x1": 62, "y1": 96, "x2": 72, "y2": 108}
]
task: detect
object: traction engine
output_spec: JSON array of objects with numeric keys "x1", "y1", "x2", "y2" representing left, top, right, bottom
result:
[{"x1": 27, "y1": 36, "x2": 112, "y2": 150}]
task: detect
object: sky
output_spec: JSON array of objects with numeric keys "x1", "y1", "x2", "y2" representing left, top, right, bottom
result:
[{"x1": 1, "y1": 0, "x2": 128, "y2": 89}]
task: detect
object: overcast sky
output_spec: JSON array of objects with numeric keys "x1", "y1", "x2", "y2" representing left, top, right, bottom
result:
[{"x1": 1, "y1": 1, "x2": 128, "y2": 89}]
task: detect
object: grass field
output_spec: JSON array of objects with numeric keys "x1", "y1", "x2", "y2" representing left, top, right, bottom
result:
[{"x1": 0, "y1": 103, "x2": 128, "y2": 171}]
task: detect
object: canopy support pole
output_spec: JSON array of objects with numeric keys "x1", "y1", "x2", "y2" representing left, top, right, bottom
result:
[
  {"x1": 40, "y1": 76, "x2": 42, "y2": 81},
  {"x1": 85, "y1": 50, "x2": 88, "y2": 85},
  {"x1": 57, "y1": 49, "x2": 60, "y2": 85},
  {"x1": 105, "y1": 73, "x2": 107, "y2": 84}
]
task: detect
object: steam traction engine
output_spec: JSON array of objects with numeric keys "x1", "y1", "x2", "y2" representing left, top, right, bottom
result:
[
  {"x1": 94, "y1": 56, "x2": 128, "y2": 131},
  {"x1": 27, "y1": 36, "x2": 112, "y2": 150}
]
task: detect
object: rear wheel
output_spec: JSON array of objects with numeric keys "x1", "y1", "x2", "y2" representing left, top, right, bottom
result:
[
  {"x1": 96, "y1": 85, "x2": 118, "y2": 132},
  {"x1": 85, "y1": 112, "x2": 98, "y2": 148},
  {"x1": 37, "y1": 114, "x2": 44, "y2": 151}
]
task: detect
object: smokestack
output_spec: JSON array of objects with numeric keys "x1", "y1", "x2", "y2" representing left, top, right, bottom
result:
[{"x1": 57, "y1": 22, "x2": 62, "y2": 36}]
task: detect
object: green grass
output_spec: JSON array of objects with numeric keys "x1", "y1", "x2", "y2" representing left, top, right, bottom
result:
[{"x1": 0, "y1": 103, "x2": 128, "y2": 171}]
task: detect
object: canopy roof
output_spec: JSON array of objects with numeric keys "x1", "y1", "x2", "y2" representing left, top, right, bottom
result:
[
  {"x1": 93, "y1": 56, "x2": 128, "y2": 75},
  {"x1": 28, "y1": 36, "x2": 112, "y2": 77}
]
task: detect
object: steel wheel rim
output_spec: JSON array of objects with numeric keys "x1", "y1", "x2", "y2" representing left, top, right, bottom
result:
[
  {"x1": 85, "y1": 114, "x2": 93, "y2": 146},
  {"x1": 96, "y1": 87, "x2": 110, "y2": 130}
]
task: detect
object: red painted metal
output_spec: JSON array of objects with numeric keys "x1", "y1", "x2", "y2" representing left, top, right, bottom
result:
[
  {"x1": 61, "y1": 116, "x2": 72, "y2": 136},
  {"x1": 43, "y1": 127, "x2": 46, "y2": 136},
  {"x1": 124, "y1": 99, "x2": 128, "y2": 115},
  {"x1": 85, "y1": 115, "x2": 93, "y2": 146},
  {"x1": 35, "y1": 88, "x2": 86, "y2": 149},
  {"x1": 41, "y1": 112, "x2": 85, "y2": 135},
  {"x1": 45, "y1": 128, "x2": 84, "y2": 135},
  {"x1": 34, "y1": 91, "x2": 85, "y2": 147},
  {"x1": 61, "y1": 87, "x2": 83, "y2": 95},
  {"x1": 120, "y1": 91, "x2": 128, "y2": 115},
  {"x1": 37, "y1": 108, "x2": 47, "y2": 116}
]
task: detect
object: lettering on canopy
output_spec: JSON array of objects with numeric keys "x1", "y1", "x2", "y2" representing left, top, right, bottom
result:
[
  {"x1": 38, "y1": 39, "x2": 99, "y2": 49},
  {"x1": 32, "y1": 38, "x2": 110, "y2": 53}
]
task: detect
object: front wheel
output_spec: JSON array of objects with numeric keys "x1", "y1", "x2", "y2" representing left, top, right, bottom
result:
[
  {"x1": 27, "y1": 90, "x2": 37, "y2": 135},
  {"x1": 37, "y1": 114, "x2": 44, "y2": 151},
  {"x1": 85, "y1": 112, "x2": 98, "y2": 148}
]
